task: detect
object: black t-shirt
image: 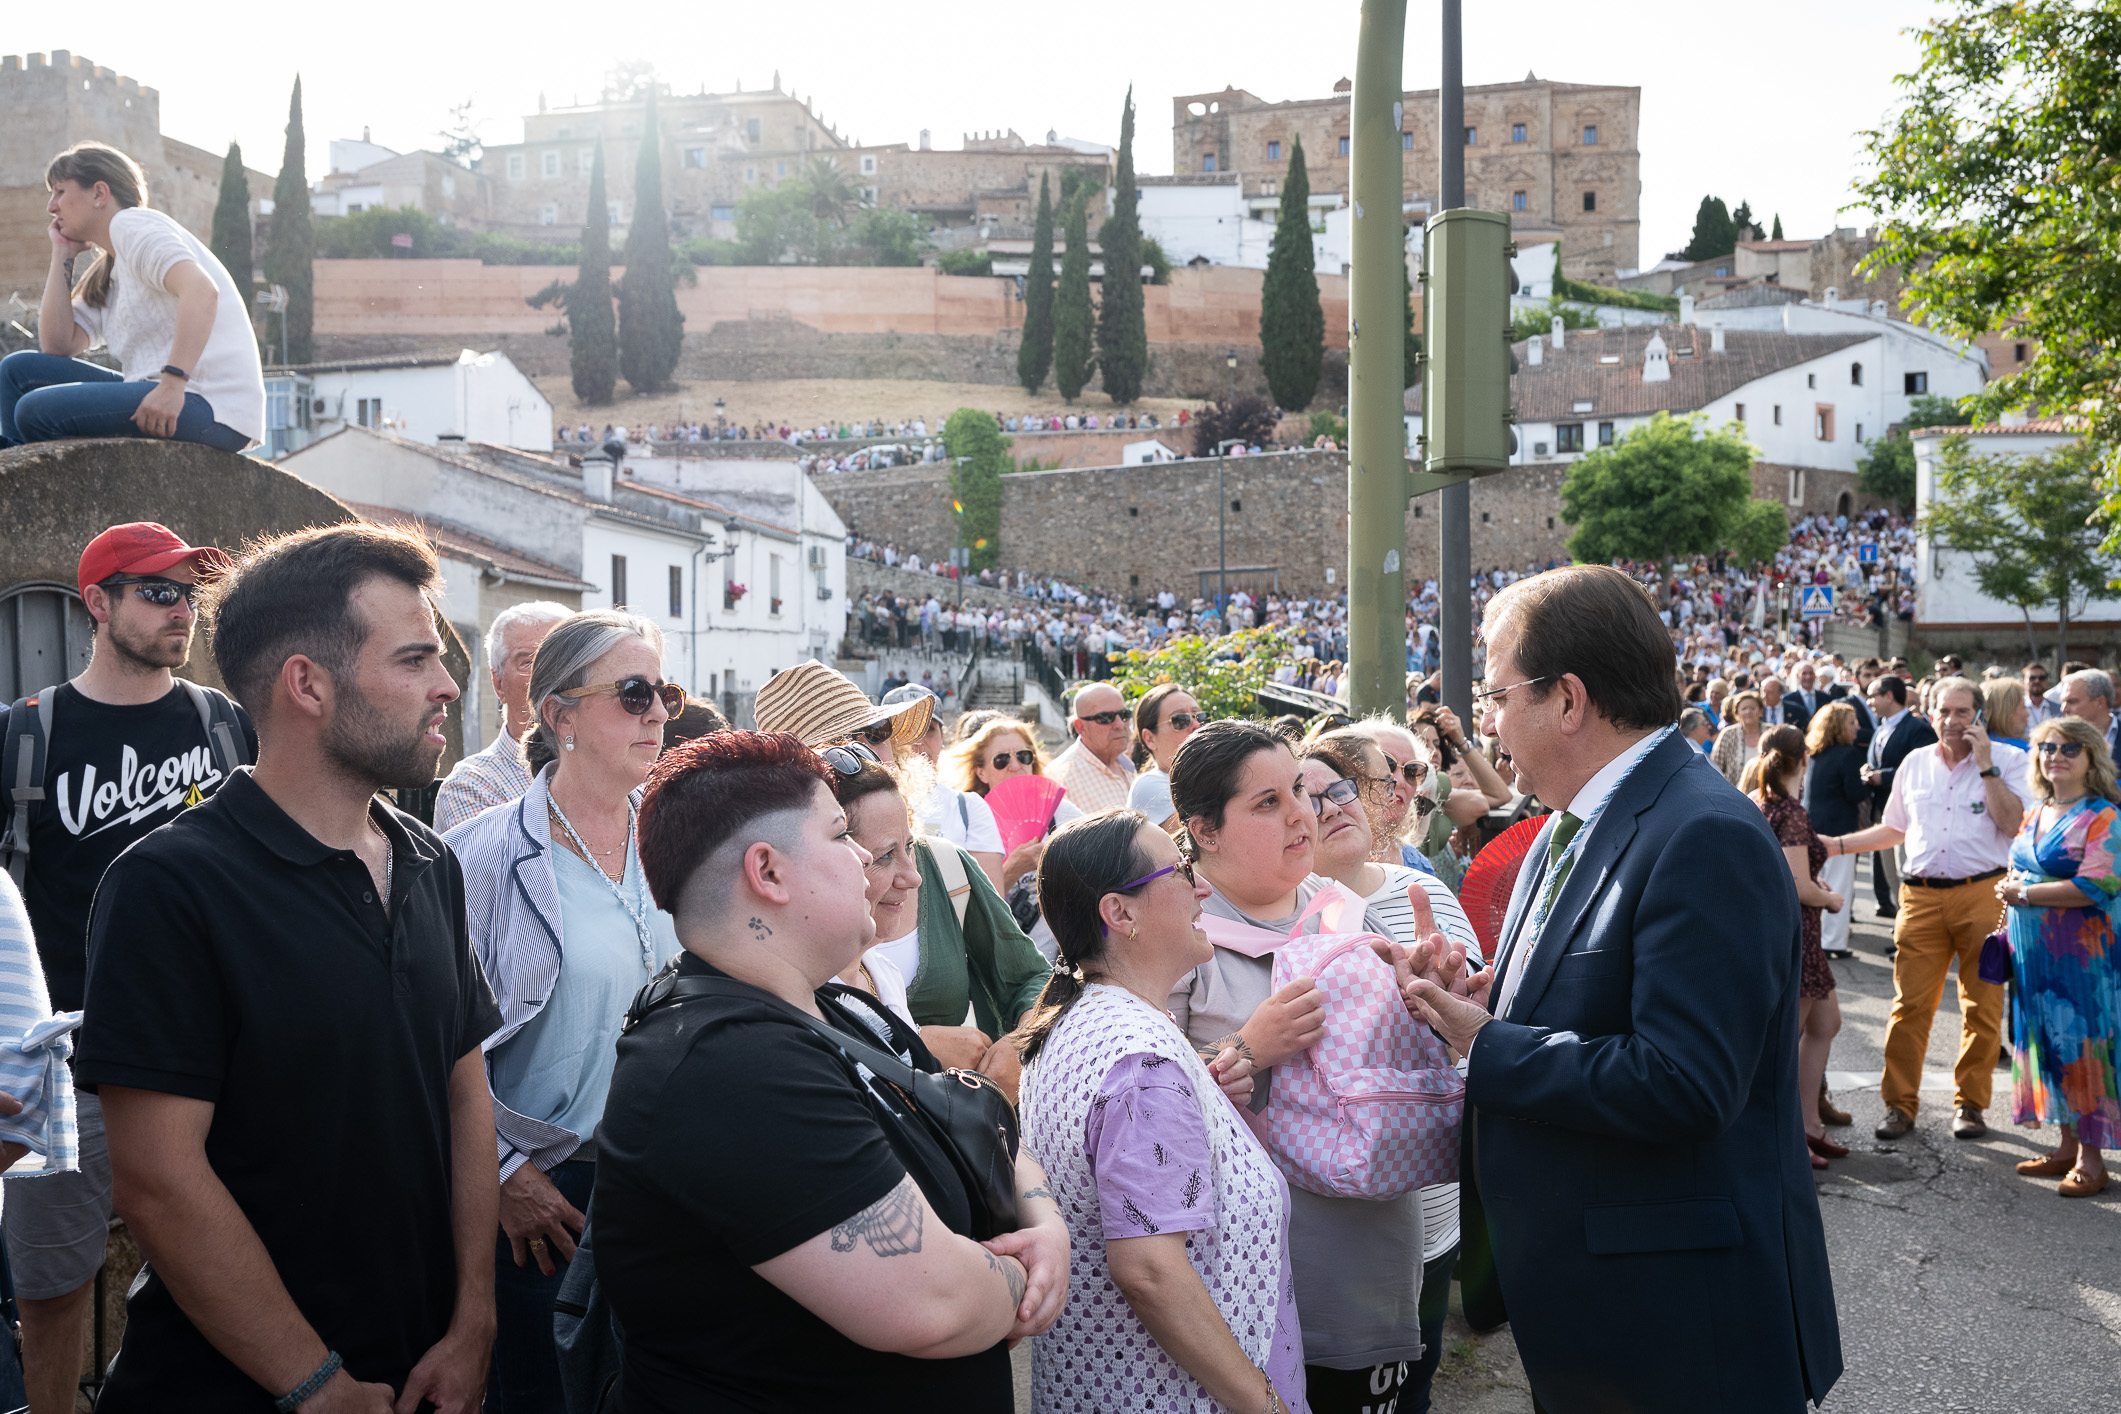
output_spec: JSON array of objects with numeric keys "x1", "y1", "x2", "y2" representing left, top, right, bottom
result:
[
  {"x1": 12, "y1": 683, "x2": 256, "y2": 1012},
  {"x1": 592, "y1": 955, "x2": 1011, "y2": 1414},
  {"x1": 74, "y1": 770, "x2": 500, "y2": 1411}
]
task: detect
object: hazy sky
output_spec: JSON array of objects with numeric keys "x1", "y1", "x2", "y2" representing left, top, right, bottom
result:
[{"x1": 42, "y1": 0, "x2": 1945, "y2": 261}]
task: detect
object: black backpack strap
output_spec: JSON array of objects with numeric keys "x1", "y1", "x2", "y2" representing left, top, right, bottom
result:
[
  {"x1": 178, "y1": 679, "x2": 250, "y2": 775},
  {"x1": 623, "y1": 972, "x2": 929, "y2": 1096},
  {"x1": 3, "y1": 688, "x2": 59, "y2": 892}
]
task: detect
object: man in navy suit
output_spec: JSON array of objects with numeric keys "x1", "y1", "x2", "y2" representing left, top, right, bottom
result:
[
  {"x1": 1406, "y1": 566, "x2": 1840, "y2": 1414},
  {"x1": 1862, "y1": 675, "x2": 1936, "y2": 918}
]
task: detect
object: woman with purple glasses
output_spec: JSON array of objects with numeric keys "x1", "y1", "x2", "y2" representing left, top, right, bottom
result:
[{"x1": 444, "y1": 610, "x2": 684, "y2": 1411}]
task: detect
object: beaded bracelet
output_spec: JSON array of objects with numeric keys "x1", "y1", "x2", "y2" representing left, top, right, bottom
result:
[{"x1": 275, "y1": 1351, "x2": 343, "y2": 1412}]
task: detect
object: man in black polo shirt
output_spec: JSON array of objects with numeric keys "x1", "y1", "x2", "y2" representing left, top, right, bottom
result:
[{"x1": 76, "y1": 524, "x2": 501, "y2": 1414}]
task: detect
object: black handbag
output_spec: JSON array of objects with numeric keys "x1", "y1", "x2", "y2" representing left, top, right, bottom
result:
[{"x1": 623, "y1": 971, "x2": 1022, "y2": 1240}]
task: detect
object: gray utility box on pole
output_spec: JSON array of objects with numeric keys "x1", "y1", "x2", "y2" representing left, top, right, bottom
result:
[{"x1": 1418, "y1": 209, "x2": 1517, "y2": 479}]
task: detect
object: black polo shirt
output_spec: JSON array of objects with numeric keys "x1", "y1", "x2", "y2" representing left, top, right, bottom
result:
[{"x1": 75, "y1": 769, "x2": 501, "y2": 1411}]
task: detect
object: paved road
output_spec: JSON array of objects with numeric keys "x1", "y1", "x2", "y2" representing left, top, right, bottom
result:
[
  {"x1": 1431, "y1": 855, "x2": 2121, "y2": 1412},
  {"x1": 1014, "y1": 857, "x2": 2120, "y2": 1413}
]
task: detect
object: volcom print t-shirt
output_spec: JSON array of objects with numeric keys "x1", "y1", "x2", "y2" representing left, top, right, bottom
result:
[{"x1": 18, "y1": 684, "x2": 255, "y2": 1011}]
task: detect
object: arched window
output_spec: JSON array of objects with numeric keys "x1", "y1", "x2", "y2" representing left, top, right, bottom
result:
[
  {"x1": 1836, "y1": 491, "x2": 1853, "y2": 520},
  {"x1": 0, "y1": 582, "x2": 94, "y2": 701},
  {"x1": 1850, "y1": 362, "x2": 1863, "y2": 386}
]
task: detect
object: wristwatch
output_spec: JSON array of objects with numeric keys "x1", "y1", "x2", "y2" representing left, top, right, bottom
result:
[{"x1": 1979, "y1": 766, "x2": 2000, "y2": 779}]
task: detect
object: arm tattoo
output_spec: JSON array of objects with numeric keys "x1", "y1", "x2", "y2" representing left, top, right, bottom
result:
[
  {"x1": 1203, "y1": 1033, "x2": 1257, "y2": 1066},
  {"x1": 829, "y1": 1176, "x2": 924, "y2": 1256},
  {"x1": 985, "y1": 1247, "x2": 1027, "y2": 1308},
  {"x1": 748, "y1": 917, "x2": 774, "y2": 939},
  {"x1": 1020, "y1": 1185, "x2": 1054, "y2": 1204}
]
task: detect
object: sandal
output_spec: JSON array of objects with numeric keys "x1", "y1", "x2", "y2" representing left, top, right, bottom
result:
[
  {"x1": 2058, "y1": 1168, "x2": 2110, "y2": 1198},
  {"x1": 2016, "y1": 1152, "x2": 2075, "y2": 1178}
]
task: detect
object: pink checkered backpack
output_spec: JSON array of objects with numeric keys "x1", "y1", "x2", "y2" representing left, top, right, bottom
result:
[{"x1": 1199, "y1": 882, "x2": 1466, "y2": 1199}]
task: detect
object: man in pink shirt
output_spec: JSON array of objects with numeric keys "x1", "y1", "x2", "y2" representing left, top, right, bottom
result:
[{"x1": 1825, "y1": 677, "x2": 2033, "y2": 1141}]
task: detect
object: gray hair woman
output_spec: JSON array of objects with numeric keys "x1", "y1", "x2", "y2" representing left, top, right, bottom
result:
[{"x1": 444, "y1": 609, "x2": 683, "y2": 1412}]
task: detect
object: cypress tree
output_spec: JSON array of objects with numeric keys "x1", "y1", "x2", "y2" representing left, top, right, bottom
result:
[
  {"x1": 1053, "y1": 189, "x2": 1094, "y2": 402},
  {"x1": 1682, "y1": 196, "x2": 1735, "y2": 261},
  {"x1": 1259, "y1": 135, "x2": 1323, "y2": 411},
  {"x1": 1017, "y1": 175, "x2": 1055, "y2": 393},
  {"x1": 1096, "y1": 87, "x2": 1148, "y2": 404},
  {"x1": 1771, "y1": 213, "x2": 1784, "y2": 241},
  {"x1": 261, "y1": 77, "x2": 313, "y2": 364},
  {"x1": 571, "y1": 140, "x2": 618, "y2": 404},
  {"x1": 209, "y1": 142, "x2": 253, "y2": 293},
  {"x1": 619, "y1": 89, "x2": 684, "y2": 393}
]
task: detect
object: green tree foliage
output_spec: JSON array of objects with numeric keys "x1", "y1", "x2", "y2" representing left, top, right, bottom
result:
[
  {"x1": 618, "y1": 91, "x2": 683, "y2": 393},
  {"x1": 730, "y1": 164, "x2": 926, "y2": 266},
  {"x1": 209, "y1": 142, "x2": 253, "y2": 292},
  {"x1": 1771, "y1": 213, "x2": 1784, "y2": 241},
  {"x1": 1188, "y1": 394, "x2": 1281, "y2": 456},
  {"x1": 1404, "y1": 260, "x2": 1422, "y2": 390},
  {"x1": 1053, "y1": 189, "x2": 1095, "y2": 401},
  {"x1": 1921, "y1": 437, "x2": 2120, "y2": 665},
  {"x1": 942, "y1": 409, "x2": 1011, "y2": 570},
  {"x1": 848, "y1": 207, "x2": 925, "y2": 267},
  {"x1": 1855, "y1": 394, "x2": 1970, "y2": 509},
  {"x1": 1260, "y1": 136, "x2": 1324, "y2": 411},
  {"x1": 570, "y1": 141, "x2": 618, "y2": 403},
  {"x1": 1142, "y1": 236, "x2": 1172, "y2": 286},
  {"x1": 1559, "y1": 412, "x2": 1786, "y2": 564},
  {"x1": 261, "y1": 77, "x2": 313, "y2": 364},
  {"x1": 1680, "y1": 195, "x2": 1734, "y2": 262},
  {"x1": 1017, "y1": 175, "x2": 1056, "y2": 393},
  {"x1": 937, "y1": 249, "x2": 993, "y2": 276},
  {"x1": 1854, "y1": 1, "x2": 2121, "y2": 466},
  {"x1": 436, "y1": 99, "x2": 481, "y2": 165},
  {"x1": 1096, "y1": 87, "x2": 1149, "y2": 405},
  {"x1": 1108, "y1": 626, "x2": 1299, "y2": 721},
  {"x1": 1730, "y1": 200, "x2": 1755, "y2": 238},
  {"x1": 1511, "y1": 299, "x2": 1601, "y2": 341}
]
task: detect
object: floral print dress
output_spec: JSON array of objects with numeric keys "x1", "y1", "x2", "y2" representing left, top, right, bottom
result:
[{"x1": 2005, "y1": 797, "x2": 2121, "y2": 1148}]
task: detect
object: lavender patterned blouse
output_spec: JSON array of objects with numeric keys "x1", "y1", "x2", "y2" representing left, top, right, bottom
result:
[{"x1": 1087, "y1": 1052, "x2": 1307, "y2": 1406}]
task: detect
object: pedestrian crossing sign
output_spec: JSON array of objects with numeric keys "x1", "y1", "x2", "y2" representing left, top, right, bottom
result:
[{"x1": 1800, "y1": 586, "x2": 1834, "y2": 619}]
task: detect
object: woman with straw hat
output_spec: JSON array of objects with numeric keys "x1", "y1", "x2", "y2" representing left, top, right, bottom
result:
[{"x1": 756, "y1": 662, "x2": 1048, "y2": 1085}]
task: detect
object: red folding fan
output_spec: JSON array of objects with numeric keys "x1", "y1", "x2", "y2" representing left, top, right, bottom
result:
[
  {"x1": 985, "y1": 775, "x2": 1070, "y2": 854},
  {"x1": 1458, "y1": 815, "x2": 1547, "y2": 962}
]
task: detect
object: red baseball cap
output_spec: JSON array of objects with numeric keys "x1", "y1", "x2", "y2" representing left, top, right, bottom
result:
[{"x1": 77, "y1": 523, "x2": 233, "y2": 594}]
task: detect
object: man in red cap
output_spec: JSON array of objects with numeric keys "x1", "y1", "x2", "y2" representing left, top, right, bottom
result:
[{"x1": 0, "y1": 521, "x2": 253, "y2": 1414}]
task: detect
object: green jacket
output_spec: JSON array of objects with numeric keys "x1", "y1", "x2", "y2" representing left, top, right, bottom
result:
[{"x1": 904, "y1": 839, "x2": 1051, "y2": 1037}]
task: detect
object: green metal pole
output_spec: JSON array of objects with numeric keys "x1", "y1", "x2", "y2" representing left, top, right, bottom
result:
[{"x1": 1348, "y1": 0, "x2": 1411, "y2": 720}]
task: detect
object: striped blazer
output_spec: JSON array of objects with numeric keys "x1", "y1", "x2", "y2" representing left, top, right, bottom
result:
[{"x1": 444, "y1": 766, "x2": 645, "y2": 1182}]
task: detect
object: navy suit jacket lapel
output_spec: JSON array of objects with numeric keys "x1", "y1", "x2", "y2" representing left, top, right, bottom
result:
[{"x1": 1501, "y1": 733, "x2": 1693, "y2": 1024}]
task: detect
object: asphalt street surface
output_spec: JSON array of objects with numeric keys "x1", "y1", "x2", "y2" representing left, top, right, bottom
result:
[{"x1": 1017, "y1": 854, "x2": 2121, "y2": 1412}]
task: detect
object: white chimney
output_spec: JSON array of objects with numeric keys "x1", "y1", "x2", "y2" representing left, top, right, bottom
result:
[
  {"x1": 582, "y1": 453, "x2": 614, "y2": 502},
  {"x1": 1550, "y1": 316, "x2": 1565, "y2": 350},
  {"x1": 1870, "y1": 300, "x2": 1888, "y2": 318},
  {"x1": 919, "y1": 128, "x2": 931, "y2": 151},
  {"x1": 1680, "y1": 293, "x2": 1695, "y2": 325},
  {"x1": 1643, "y1": 330, "x2": 1671, "y2": 383},
  {"x1": 1527, "y1": 334, "x2": 1543, "y2": 366},
  {"x1": 1823, "y1": 285, "x2": 1839, "y2": 305},
  {"x1": 1711, "y1": 321, "x2": 1726, "y2": 354}
]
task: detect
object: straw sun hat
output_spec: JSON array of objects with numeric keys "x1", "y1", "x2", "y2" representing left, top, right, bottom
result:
[{"x1": 752, "y1": 659, "x2": 935, "y2": 749}]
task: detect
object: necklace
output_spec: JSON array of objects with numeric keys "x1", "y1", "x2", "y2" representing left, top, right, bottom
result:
[
  {"x1": 548, "y1": 799, "x2": 622, "y2": 860},
  {"x1": 366, "y1": 815, "x2": 393, "y2": 910},
  {"x1": 546, "y1": 791, "x2": 658, "y2": 973}
]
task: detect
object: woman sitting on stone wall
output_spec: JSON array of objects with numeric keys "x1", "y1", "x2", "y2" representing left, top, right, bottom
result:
[{"x1": 1, "y1": 142, "x2": 263, "y2": 454}]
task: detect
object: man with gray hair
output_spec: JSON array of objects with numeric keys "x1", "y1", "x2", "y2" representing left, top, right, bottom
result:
[
  {"x1": 435, "y1": 601, "x2": 572, "y2": 832},
  {"x1": 2057, "y1": 668, "x2": 2120, "y2": 756}
]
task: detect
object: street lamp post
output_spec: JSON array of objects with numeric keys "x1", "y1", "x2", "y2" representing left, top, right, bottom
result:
[
  {"x1": 713, "y1": 396, "x2": 726, "y2": 436},
  {"x1": 1226, "y1": 348, "x2": 1238, "y2": 409},
  {"x1": 952, "y1": 455, "x2": 973, "y2": 609},
  {"x1": 1216, "y1": 437, "x2": 1245, "y2": 618}
]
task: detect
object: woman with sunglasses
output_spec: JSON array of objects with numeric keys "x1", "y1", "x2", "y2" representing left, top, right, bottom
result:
[
  {"x1": 1167, "y1": 721, "x2": 1432, "y2": 1414},
  {"x1": 946, "y1": 719, "x2": 1082, "y2": 895},
  {"x1": 444, "y1": 610, "x2": 684, "y2": 1412},
  {"x1": 1128, "y1": 684, "x2": 1210, "y2": 833},
  {"x1": 1017, "y1": 810, "x2": 1308, "y2": 1414},
  {"x1": 1993, "y1": 715, "x2": 2121, "y2": 1197},
  {"x1": 1295, "y1": 731, "x2": 1480, "y2": 1414}
]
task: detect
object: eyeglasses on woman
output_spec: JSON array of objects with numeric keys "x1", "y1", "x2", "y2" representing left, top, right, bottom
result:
[{"x1": 558, "y1": 675, "x2": 686, "y2": 717}]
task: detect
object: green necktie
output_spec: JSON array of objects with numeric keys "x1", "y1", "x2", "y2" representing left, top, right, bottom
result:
[{"x1": 1540, "y1": 811, "x2": 1585, "y2": 912}]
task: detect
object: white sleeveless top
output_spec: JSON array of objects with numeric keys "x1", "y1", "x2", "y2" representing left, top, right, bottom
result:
[{"x1": 1021, "y1": 984, "x2": 1289, "y2": 1413}]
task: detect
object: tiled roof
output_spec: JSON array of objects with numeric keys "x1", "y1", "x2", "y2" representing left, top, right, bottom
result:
[
  {"x1": 268, "y1": 352, "x2": 466, "y2": 374},
  {"x1": 346, "y1": 502, "x2": 596, "y2": 591},
  {"x1": 1491, "y1": 324, "x2": 1876, "y2": 422},
  {"x1": 1912, "y1": 418, "x2": 2082, "y2": 436},
  {"x1": 1695, "y1": 282, "x2": 1809, "y2": 309}
]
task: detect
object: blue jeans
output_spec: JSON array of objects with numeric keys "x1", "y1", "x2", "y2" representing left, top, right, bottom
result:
[
  {"x1": 1407, "y1": 1243, "x2": 1458, "y2": 1414},
  {"x1": 0, "y1": 350, "x2": 248, "y2": 451},
  {"x1": 487, "y1": 1159, "x2": 595, "y2": 1414}
]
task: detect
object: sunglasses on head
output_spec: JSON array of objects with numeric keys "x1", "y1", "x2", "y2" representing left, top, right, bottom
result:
[
  {"x1": 2037, "y1": 740, "x2": 2086, "y2": 759},
  {"x1": 990, "y1": 749, "x2": 1037, "y2": 770},
  {"x1": 1077, "y1": 709, "x2": 1128, "y2": 726},
  {"x1": 1305, "y1": 777, "x2": 1363, "y2": 816},
  {"x1": 822, "y1": 740, "x2": 881, "y2": 776},
  {"x1": 857, "y1": 720, "x2": 897, "y2": 746},
  {"x1": 102, "y1": 574, "x2": 199, "y2": 608},
  {"x1": 558, "y1": 675, "x2": 686, "y2": 717}
]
